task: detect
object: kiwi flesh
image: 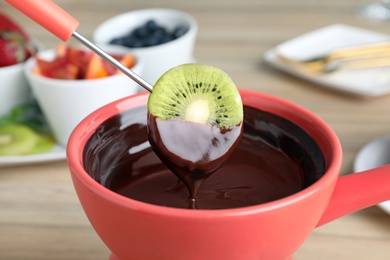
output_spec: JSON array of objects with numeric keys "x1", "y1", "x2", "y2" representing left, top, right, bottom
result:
[
  {"x1": 26, "y1": 134, "x2": 56, "y2": 155},
  {"x1": 148, "y1": 63, "x2": 243, "y2": 129},
  {"x1": 0, "y1": 124, "x2": 39, "y2": 156}
]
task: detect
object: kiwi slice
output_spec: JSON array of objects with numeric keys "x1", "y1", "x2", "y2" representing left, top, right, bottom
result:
[
  {"x1": 148, "y1": 63, "x2": 243, "y2": 129},
  {"x1": 26, "y1": 134, "x2": 55, "y2": 155},
  {"x1": 0, "y1": 124, "x2": 39, "y2": 156}
]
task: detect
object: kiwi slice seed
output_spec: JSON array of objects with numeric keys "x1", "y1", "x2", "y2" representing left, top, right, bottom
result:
[{"x1": 148, "y1": 64, "x2": 243, "y2": 129}]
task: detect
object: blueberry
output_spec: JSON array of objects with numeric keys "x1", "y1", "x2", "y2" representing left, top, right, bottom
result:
[
  {"x1": 144, "y1": 35, "x2": 160, "y2": 47},
  {"x1": 145, "y1": 20, "x2": 158, "y2": 31},
  {"x1": 109, "y1": 37, "x2": 126, "y2": 46},
  {"x1": 122, "y1": 35, "x2": 136, "y2": 48},
  {"x1": 152, "y1": 27, "x2": 166, "y2": 39},
  {"x1": 108, "y1": 21, "x2": 188, "y2": 48},
  {"x1": 172, "y1": 26, "x2": 188, "y2": 39},
  {"x1": 130, "y1": 39, "x2": 145, "y2": 48},
  {"x1": 121, "y1": 34, "x2": 145, "y2": 48},
  {"x1": 133, "y1": 26, "x2": 149, "y2": 38},
  {"x1": 161, "y1": 34, "x2": 174, "y2": 44}
]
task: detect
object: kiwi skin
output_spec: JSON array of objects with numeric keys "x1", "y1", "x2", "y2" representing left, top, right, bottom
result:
[{"x1": 148, "y1": 63, "x2": 243, "y2": 129}]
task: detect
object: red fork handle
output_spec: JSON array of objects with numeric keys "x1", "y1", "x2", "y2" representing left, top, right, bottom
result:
[{"x1": 5, "y1": 0, "x2": 79, "y2": 41}]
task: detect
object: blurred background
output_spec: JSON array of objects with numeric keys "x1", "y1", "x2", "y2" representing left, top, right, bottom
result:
[
  {"x1": 1, "y1": 0, "x2": 390, "y2": 259},
  {"x1": 3, "y1": 0, "x2": 390, "y2": 74}
]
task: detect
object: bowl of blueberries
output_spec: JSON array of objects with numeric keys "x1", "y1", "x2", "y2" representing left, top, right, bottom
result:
[{"x1": 93, "y1": 8, "x2": 198, "y2": 85}]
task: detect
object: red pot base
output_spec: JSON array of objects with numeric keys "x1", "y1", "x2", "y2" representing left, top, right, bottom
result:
[{"x1": 109, "y1": 253, "x2": 293, "y2": 260}]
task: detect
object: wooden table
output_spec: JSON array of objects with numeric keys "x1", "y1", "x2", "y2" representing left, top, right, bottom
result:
[{"x1": 1, "y1": 0, "x2": 390, "y2": 259}]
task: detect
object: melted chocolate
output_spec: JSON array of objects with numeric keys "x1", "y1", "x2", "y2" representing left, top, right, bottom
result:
[
  {"x1": 83, "y1": 106, "x2": 324, "y2": 210},
  {"x1": 147, "y1": 114, "x2": 242, "y2": 207}
]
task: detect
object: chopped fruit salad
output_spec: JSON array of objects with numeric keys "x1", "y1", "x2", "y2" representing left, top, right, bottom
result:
[
  {"x1": 34, "y1": 44, "x2": 136, "y2": 80},
  {"x1": 0, "y1": 101, "x2": 55, "y2": 156},
  {"x1": 0, "y1": 12, "x2": 37, "y2": 67}
]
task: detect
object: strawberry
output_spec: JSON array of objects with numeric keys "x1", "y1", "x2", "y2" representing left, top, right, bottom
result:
[
  {"x1": 0, "y1": 12, "x2": 35, "y2": 67},
  {"x1": 0, "y1": 12, "x2": 30, "y2": 41},
  {"x1": 36, "y1": 56, "x2": 79, "y2": 80},
  {"x1": 63, "y1": 45, "x2": 93, "y2": 79}
]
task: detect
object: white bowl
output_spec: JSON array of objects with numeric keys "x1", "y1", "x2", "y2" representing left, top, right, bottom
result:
[
  {"x1": 0, "y1": 39, "x2": 42, "y2": 117},
  {"x1": 24, "y1": 47, "x2": 144, "y2": 147},
  {"x1": 0, "y1": 63, "x2": 30, "y2": 117},
  {"x1": 93, "y1": 8, "x2": 197, "y2": 85},
  {"x1": 354, "y1": 135, "x2": 390, "y2": 215}
]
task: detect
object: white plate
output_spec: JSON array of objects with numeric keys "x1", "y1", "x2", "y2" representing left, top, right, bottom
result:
[
  {"x1": 354, "y1": 135, "x2": 390, "y2": 215},
  {"x1": 0, "y1": 144, "x2": 66, "y2": 167},
  {"x1": 263, "y1": 24, "x2": 390, "y2": 97}
]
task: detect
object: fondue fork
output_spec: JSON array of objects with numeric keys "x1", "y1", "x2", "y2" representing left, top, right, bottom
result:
[
  {"x1": 5, "y1": 0, "x2": 153, "y2": 93},
  {"x1": 277, "y1": 41, "x2": 390, "y2": 73}
]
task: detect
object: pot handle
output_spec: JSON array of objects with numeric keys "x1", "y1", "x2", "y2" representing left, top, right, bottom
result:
[{"x1": 316, "y1": 164, "x2": 390, "y2": 227}]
